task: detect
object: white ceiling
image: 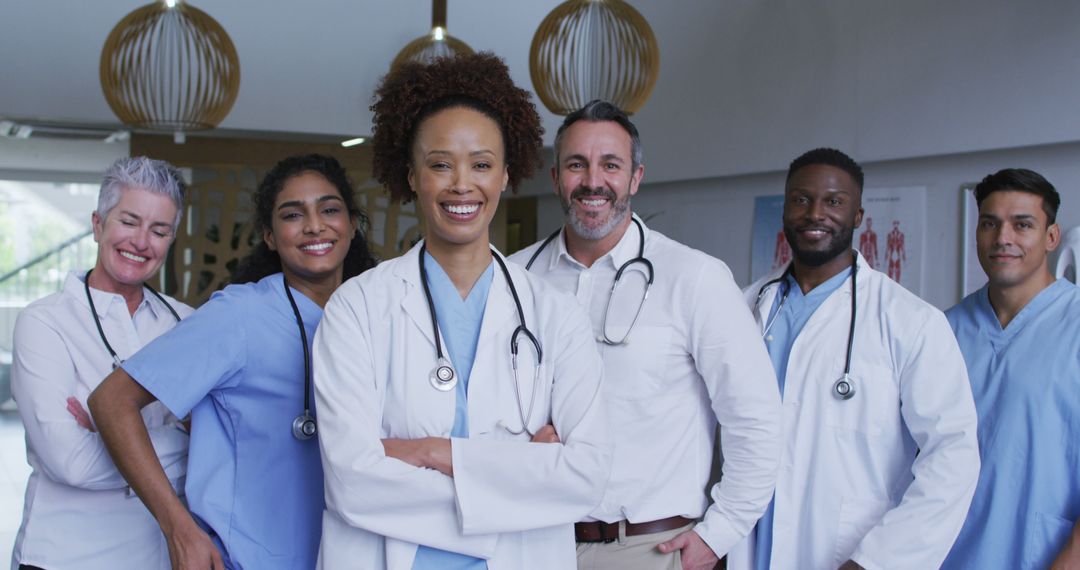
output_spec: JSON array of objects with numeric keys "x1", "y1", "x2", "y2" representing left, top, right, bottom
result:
[{"x1": 3, "y1": 0, "x2": 1080, "y2": 185}]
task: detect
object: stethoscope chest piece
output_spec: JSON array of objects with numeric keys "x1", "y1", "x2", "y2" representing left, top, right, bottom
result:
[
  {"x1": 430, "y1": 357, "x2": 457, "y2": 392},
  {"x1": 292, "y1": 411, "x2": 317, "y2": 440},
  {"x1": 833, "y1": 374, "x2": 856, "y2": 400}
]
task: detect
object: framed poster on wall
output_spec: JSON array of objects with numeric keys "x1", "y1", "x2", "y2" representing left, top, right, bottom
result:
[{"x1": 960, "y1": 183, "x2": 988, "y2": 298}]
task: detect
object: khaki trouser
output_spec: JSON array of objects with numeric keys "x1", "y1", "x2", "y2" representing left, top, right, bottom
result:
[{"x1": 576, "y1": 522, "x2": 695, "y2": 570}]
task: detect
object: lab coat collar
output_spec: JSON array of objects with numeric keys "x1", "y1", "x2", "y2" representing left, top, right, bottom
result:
[
  {"x1": 550, "y1": 212, "x2": 650, "y2": 271},
  {"x1": 753, "y1": 250, "x2": 869, "y2": 323},
  {"x1": 394, "y1": 241, "x2": 517, "y2": 353}
]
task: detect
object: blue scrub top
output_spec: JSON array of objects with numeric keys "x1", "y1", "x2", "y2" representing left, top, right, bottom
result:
[
  {"x1": 941, "y1": 279, "x2": 1080, "y2": 569},
  {"x1": 411, "y1": 252, "x2": 493, "y2": 570},
  {"x1": 754, "y1": 267, "x2": 851, "y2": 570},
  {"x1": 124, "y1": 273, "x2": 324, "y2": 570}
]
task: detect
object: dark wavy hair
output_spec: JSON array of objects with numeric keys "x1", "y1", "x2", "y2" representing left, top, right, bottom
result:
[
  {"x1": 231, "y1": 154, "x2": 377, "y2": 284},
  {"x1": 974, "y1": 168, "x2": 1060, "y2": 224},
  {"x1": 370, "y1": 52, "x2": 544, "y2": 203}
]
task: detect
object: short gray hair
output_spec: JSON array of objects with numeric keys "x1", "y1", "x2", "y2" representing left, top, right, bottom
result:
[
  {"x1": 552, "y1": 99, "x2": 644, "y2": 172},
  {"x1": 97, "y1": 156, "x2": 186, "y2": 229}
]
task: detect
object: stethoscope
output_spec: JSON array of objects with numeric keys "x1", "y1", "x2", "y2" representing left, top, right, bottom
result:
[
  {"x1": 753, "y1": 252, "x2": 858, "y2": 401},
  {"x1": 282, "y1": 276, "x2": 318, "y2": 441},
  {"x1": 419, "y1": 243, "x2": 543, "y2": 436},
  {"x1": 84, "y1": 269, "x2": 181, "y2": 370},
  {"x1": 525, "y1": 216, "x2": 654, "y2": 345}
]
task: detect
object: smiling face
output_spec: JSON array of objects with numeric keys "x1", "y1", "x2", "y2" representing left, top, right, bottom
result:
[
  {"x1": 91, "y1": 186, "x2": 179, "y2": 295},
  {"x1": 408, "y1": 106, "x2": 508, "y2": 253},
  {"x1": 554, "y1": 120, "x2": 643, "y2": 242},
  {"x1": 976, "y1": 190, "x2": 1060, "y2": 293},
  {"x1": 264, "y1": 171, "x2": 357, "y2": 294},
  {"x1": 782, "y1": 163, "x2": 863, "y2": 270}
]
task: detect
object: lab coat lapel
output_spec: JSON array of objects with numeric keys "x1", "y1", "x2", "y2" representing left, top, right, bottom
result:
[
  {"x1": 468, "y1": 252, "x2": 517, "y2": 418},
  {"x1": 395, "y1": 243, "x2": 438, "y2": 349}
]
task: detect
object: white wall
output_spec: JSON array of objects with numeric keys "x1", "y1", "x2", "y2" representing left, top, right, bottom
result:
[{"x1": 531, "y1": 141, "x2": 1080, "y2": 311}]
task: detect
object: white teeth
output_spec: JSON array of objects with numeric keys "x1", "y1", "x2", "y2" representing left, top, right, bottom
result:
[
  {"x1": 581, "y1": 199, "x2": 608, "y2": 207},
  {"x1": 445, "y1": 203, "x2": 480, "y2": 215},
  {"x1": 119, "y1": 251, "x2": 147, "y2": 263},
  {"x1": 301, "y1": 242, "x2": 332, "y2": 252}
]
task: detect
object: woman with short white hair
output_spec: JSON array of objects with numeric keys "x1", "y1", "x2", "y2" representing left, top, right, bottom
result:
[{"x1": 10, "y1": 156, "x2": 191, "y2": 570}]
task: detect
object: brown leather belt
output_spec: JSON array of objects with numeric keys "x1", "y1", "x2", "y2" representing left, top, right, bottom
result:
[{"x1": 575, "y1": 516, "x2": 693, "y2": 543}]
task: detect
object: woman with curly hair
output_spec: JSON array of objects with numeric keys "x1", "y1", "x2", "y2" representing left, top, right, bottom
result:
[
  {"x1": 313, "y1": 53, "x2": 612, "y2": 569},
  {"x1": 90, "y1": 154, "x2": 377, "y2": 569}
]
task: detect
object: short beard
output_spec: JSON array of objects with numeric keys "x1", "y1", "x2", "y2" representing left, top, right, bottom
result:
[
  {"x1": 560, "y1": 185, "x2": 632, "y2": 241},
  {"x1": 784, "y1": 225, "x2": 854, "y2": 267}
]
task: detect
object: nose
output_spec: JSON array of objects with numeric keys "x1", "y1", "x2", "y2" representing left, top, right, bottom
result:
[
  {"x1": 130, "y1": 226, "x2": 150, "y2": 250},
  {"x1": 993, "y1": 224, "x2": 1013, "y2": 246},
  {"x1": 807, "y1": 199, "x2": 827, "y2": 221},
  {"x1": 584, "y1": 164, "x2": 604, "y2": 190},
  {"x1": 449, "y1": 165, "x2": 470, "y2": 194},
  {"x1": 303, "y1": 211, "x2": 325, "y2": 234}
]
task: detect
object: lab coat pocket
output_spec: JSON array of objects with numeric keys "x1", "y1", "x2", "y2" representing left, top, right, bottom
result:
[
  {"x1": 1023, "y1": 512, "x2": 1075, "y2": 569},
  {"x1": 833, "y1": 495, "x2": 891, "y2": 567},
  {"x1": 824, "y1": 362, "x2": 900, "y2": 437}
]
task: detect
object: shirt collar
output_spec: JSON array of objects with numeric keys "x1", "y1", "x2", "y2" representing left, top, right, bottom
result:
[
  {"x1": 68, "y1": 270, "x2": 157, "y2": 319},
  {"x1": 552, "y1": 212, "x2": 649, "y2": 271}
]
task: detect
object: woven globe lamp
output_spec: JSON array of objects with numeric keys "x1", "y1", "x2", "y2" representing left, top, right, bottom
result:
[
  {"x1": 100, "y1": 0, "x2": 240, "y2": 135},
  {"x1": 391, "y1": 0, "x2": 474, "y2": 69},
  {"x1": 530, "y1": 0, "x2": 659, "y2": 115}
]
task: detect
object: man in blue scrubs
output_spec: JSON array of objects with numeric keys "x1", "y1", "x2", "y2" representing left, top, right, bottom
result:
[{"x1": 942, "y1": 168, "x2": 1080, "y2": 569}]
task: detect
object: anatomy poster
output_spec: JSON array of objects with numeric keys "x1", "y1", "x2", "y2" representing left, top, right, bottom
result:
[
  {"x1": 750, "y1": 187, "x2": 927, "y2": 294},
  {"x1": 857, "y1": 187, "x2": 926, "y2": 294}
]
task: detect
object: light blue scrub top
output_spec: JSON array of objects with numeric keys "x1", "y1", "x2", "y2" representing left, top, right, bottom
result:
[
  {"x1": 754, "y1": 267, "x2": 852, "y2": 570},
  {"x1": 941, "y1": 279, "x2": 1080, "y2": 570},
  {"x1": 123, "y1": 273, "x2": 324, "y2": 570},
  {"x1": 411, "y1": 252, "x2": 494, "y2": 570}
]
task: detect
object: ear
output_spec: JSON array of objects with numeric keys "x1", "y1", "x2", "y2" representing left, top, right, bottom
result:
[
  {"x1": 550, "y1": 166, "x2": 559, "y2": 197},
  {"x1": 854, "y1": 206, "x2": 865, "y2": 229},
  {"x1": 1047, "y1": 222, "x2": 1062, "y2": 252},
  {"x1": 501, "y1": 165, "x2": 509, "y2": 193},
  {"x1": 263, "y1": 227, "x2": 277, "y2": 252},
  {"x1": 628, "y1": 164, "x2": 645, "y2": 197},
  {"x1": 407, "y1": 166, "x2": 416, "y2": 196},
  {"x1": 91, "y1": 211, "x2": 103, "y2": 244}
]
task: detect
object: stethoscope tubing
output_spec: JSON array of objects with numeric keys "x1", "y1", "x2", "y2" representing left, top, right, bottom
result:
[
  {"x1": 419, "y1": 243, "x2": 544, "y2": 435},
  {"x1": 526, "y1": 217, "x2": 653, "y2": 346},
  {"x1": 84, "y1": 268, "x2": 180, "y2": 369},
  {"x1": 753, "y1": 252, "x2": 859, "y2": 396}
]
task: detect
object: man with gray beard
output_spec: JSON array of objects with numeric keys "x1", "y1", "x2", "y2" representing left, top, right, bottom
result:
[{"x1": 510, "y1": 100, "x2": 781, "y2": 570}]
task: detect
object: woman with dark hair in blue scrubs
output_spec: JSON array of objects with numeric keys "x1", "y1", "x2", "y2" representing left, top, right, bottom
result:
[{"x1": 89, "y1": 154, "x2": 377, "y2": 569}]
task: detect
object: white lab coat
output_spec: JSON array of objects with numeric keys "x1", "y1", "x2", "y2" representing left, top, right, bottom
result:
[
  {"x1": 312, "y1": 244, "x2": 612, "y2": 570},
  {"x1": 731, "y1": 253, "x2": 980, "y2": 570}
]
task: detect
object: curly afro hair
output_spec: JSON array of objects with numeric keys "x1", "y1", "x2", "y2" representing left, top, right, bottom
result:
[{"x1": 370, "y1": 52, "x2": 544, "y2": 204}]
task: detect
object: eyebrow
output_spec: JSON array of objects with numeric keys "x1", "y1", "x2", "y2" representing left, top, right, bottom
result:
[
  {"x1": 979, "y1": 213, "x2": 1037, "y2": 221},
  {"x1": 562, "y1": 153, "x2": 625, "y2": 164},
  {"x1": 276, "y1": 195, "x2": 344, "y2": 211},
  {"x1": 119, "y1": 210, "x2": 173, "y2": 228},
  {"x1": 425, "y1": 149, "x2": 497, "y2": 158}
]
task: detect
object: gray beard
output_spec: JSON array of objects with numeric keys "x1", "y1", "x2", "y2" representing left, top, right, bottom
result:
[{"x1": 561, "y1": 192, "x2": 632, "y2": 241}]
